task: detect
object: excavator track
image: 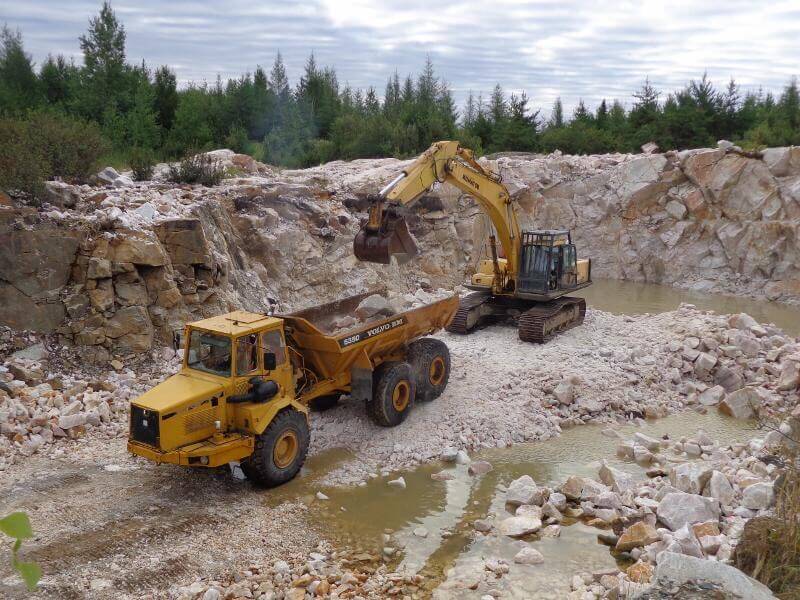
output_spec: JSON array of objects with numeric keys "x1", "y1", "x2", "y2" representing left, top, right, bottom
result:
[
  {"x1": 445, "y1": 292, "x2": 491, "y2": 334},
  {"x1": 518, "y1": 296, "x2": 586, "y2": 344}
]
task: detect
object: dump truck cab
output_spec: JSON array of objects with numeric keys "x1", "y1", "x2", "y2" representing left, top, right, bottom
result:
[{"x1": 128, "y1": 311, "x2": 305, "y2": 474}]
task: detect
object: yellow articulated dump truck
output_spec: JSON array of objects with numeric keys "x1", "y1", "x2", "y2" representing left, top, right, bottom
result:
[{"x1": 128, "y1": 291, "x2": 458, "y2": 487}]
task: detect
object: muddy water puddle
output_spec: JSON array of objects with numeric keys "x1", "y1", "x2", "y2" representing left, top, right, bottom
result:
[
  {"x1": 304, "y1": 412, "x2": 755, "y2": 597},
  {"x1": 577, "y1": 279, "x2": 800, "y2": 336}
]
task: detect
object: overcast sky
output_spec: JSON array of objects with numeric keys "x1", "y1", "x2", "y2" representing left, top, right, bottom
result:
[{"x1": 5, "y1": 0, "x2": 800, "y2": 115}]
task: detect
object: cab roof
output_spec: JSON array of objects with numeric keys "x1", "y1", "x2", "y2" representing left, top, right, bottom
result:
[{"x1": 188, "y1": 310, "x2": 281, "y2": 336}]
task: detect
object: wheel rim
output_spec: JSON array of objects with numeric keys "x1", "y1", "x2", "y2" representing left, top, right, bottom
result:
[
  {"x1": 392, "y1": 380, "x2": 411, "y2": 412},
  {"x1": 273, "y1": 430, "x2": 299, "y2": 469},
  {"x1": 429, "y1": 357, "x2": 446, "y2": 386}
]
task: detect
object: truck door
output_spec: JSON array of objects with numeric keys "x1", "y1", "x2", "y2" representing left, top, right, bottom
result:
[{"x1": 260, "y1": 328, "x2": 292, "y2": 396}]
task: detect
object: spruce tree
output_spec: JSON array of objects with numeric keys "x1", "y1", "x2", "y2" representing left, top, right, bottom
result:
[
  {"x1": 550, "y1": 97, "x2": 564, "y2": 128},
  {"x1": 153, "y1": 66, "x2": 178, "y2": 131},
  {"x1": 79, "y1": 2, "x2": 127, "y2": 120}
]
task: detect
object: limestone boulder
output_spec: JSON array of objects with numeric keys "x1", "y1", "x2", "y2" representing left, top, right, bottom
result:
[
  {"x1": 506, "y1": 475, "x2": 542, "y2": 506},
  {"x1": 499, "y1": 516, "x2": 542, "y2": 537},
  {"x1": 647, "y1": 552, "x2": 775, "y2": 600},
  {"x1": 670, "y1": 463, "x2": 712, "y2": 495},
  {"x1": 741, "y1": 482, "x2": 775, "y2": 510},
  {"x1": 615, "y1": 521, "x2": 659, "y2": 552},
  {"x1": 703, "y1": 471, "x2": 735, "y2": 506},
  {"x1": 656, "y1": 492, "x2": 720, "y2": 531},
  {"x1": 598, "y1": 462, "x2": 636, "y2": 493},
  {"x1": 719, "y1": 387, "x2": 762, "y2": 419}
]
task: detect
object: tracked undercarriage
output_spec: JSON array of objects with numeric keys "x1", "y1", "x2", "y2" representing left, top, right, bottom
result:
[{"x1": 446, "y1": 291, "x2": 587, "y2": 344}]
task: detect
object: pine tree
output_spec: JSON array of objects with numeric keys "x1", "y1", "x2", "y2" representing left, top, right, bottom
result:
[{"x1": 0, "y1": 26, "x2": 40, "y2": 114}]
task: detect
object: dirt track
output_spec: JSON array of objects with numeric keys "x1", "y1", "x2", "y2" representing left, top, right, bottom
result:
[{"x1": 0, "y1": 440, "x2": 327, "y2": 599}]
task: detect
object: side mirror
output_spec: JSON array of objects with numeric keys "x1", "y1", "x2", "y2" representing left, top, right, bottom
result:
[{"x1": 264, "y1": 352, "x2": 277, "y2": 371}]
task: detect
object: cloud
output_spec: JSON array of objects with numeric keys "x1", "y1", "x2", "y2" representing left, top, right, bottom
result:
[{"x1": 6, "y1": 0, "x2": 799, "y2": 116}]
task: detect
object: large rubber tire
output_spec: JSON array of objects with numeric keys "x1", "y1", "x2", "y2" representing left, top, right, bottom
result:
[
  {"x1": 309, "y1": 393, "x2": 340, "y2": 412},
  {"x1": 407, "y1": 338, "x2": 451, "y2": 402},
  {"x1": 367, "y1": 362, "x2": 416, "y2": 427},
  {"x1": 241, "y1": 409, "x2": 310, "y2": 487}
]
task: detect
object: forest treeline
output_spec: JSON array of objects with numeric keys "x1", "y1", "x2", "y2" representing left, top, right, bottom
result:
[{"x1": 2, "y1": 2, "x2": 799, "y2": 179}]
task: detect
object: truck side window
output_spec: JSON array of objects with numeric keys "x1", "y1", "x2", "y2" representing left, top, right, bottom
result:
[
  {"x1": 261, "y1": 330, "x2": 286, "y2": 367},
  {"x1": 236, "y1": 334, "x2": 258, "y2": 375}
]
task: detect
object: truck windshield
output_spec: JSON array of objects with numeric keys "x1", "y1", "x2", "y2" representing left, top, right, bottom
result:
[{"x1": 186, "y1": 330, "x2": 231, "y2": 377}]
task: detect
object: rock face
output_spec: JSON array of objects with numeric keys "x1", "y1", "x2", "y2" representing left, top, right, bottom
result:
[{"x1": 2, "y1": 145, "x2": 800, "y2": 356}]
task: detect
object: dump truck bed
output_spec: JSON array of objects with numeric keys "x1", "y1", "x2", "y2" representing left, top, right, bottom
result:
[{"x1": 279, "y1": 291, "x2": 458, "y2": 382}]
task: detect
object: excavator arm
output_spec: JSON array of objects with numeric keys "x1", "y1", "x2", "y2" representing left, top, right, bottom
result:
[{"x1": 354, "y1": 141, "x2": 522, "y2": 292}]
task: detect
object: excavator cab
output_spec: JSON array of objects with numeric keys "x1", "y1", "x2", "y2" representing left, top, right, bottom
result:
[
  {"x1": 517, "y1": 230, "x2": 589, "y2": 295},
  {"x1": 353, "y1": 197, "x2": 420, "y2": 265}
]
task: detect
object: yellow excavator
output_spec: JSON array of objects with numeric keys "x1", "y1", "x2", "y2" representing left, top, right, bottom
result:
[{"x1": 353, "y1": 141, "x2": 592, "y2": 343}]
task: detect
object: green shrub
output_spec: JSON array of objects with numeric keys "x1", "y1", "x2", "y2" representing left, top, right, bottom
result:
[
  {"x1": 1, "y1": 511, "x2": 41, "y2": 591},
  {"x1": 168, "y1": 152, "x2": 223, "y2": 186},
  {"x1": 129, "y1": 147, "x2": 155, "y2": 181},
  {"x1": 0, "y1": 111, "x2": 108, "y2": 201},
  {"x1": 224, "y1": 125, "x2": 249, "y2": 154}
]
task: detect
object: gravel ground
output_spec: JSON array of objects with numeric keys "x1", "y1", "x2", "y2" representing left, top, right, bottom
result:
[
  {"x1": 0, "y1": 304, "x2": 796, "y2": 598},
  {"x1": 310, "y1": 308, "x2": 687, "y2": 485}
]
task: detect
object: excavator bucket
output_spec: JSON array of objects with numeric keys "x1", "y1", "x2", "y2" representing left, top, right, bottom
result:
[{"x1": 353, "y1": 211, "x2": 420, "y2": 265}]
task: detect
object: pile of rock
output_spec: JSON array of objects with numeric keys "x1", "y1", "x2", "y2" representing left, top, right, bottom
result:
[
  {"x1": 554, "y1": 421, "x2": 787, "y2": 599},
  {"x1": 0, "y1": 341, "x2": 182, "y2": 467},
  {"x1": 663, "y1": 307, "x2": 799, "y2": 418},
  {"x1": 172, "y1": 541, "x2": 424, "y2": 600}
]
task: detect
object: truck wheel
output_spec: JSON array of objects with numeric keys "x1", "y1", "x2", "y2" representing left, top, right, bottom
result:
[
  {"x1": 407, "y1": 338, "x2": 450, "y2": 402},
  {"x1": 367, "y1": 362, "x2": 416, "y2": 427},
  {"x1": 241, "y1": 409, "x2": 309, "y2": 487}
]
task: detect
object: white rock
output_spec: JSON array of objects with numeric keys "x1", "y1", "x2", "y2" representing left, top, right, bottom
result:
[
  {"x1": 514, "y1": 546, "x2": 545, "y2": 565},
  {"x1": 634, "y1": 432, "x2": 661, "y2": 452},
  {"x1": 499, "y1": 515, "x2": 542, "y2": 537},
  {"x1": 387, "y1": 477, "x2": 406, "y2": 489},
  {"x1": 506, "y1": 475, "x2": 541, "y2": 506},
  {"x1": 703, "y1": 471, "x2": 735, "y2": 506},
  {"x1": 203, "y1": 589, "x2": 221, "y2": 600},
  {"x1": 657, "y1": 492, "x2": 720, "y2": 531},
  {"x1": 719, "y1": 387, "x2": 762, "y2": 419},
  {"x1": 316, "y1": 491, "x2": 329, "y2": 500},
  {"x1": 553, "y1": 381, "x2": 575, "y2": 405},
  {"x1": 441, "y1": 447, "x2": 458, "y2": 462},
  {"x1": 741, "y1": 482, "x2": 774, "y2": 510},
  {"x1": 699, "y1": 385, "x2": 725, "y2": 406},
  {"x1": 598, "y1": 462, "x2": 636, "y2": 493},
  {"x1": 670, "y1": 463, "x2": 712, "y2": 495},
  {"x1": 413, "y1": 526, "x2": 429, "y2": 538}
]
